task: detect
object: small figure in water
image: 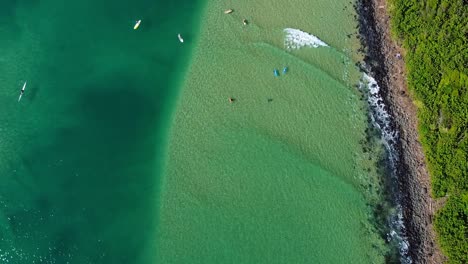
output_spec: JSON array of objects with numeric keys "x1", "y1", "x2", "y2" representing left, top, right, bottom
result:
[
  {"x1": 274, "y1": 69, "x2": 279, "y2": 77},
  {"x1": 228, "y1": 97, "x2": 235, "y2": 103},
  {"x1": 243, "y1": 19, "x2": 248, "y2": 25},
  {"x1": 267, "y1": 98, "x2": 273, "y2": 102},
  {"x1": 18, "y1": 81, "x2": 27, "y2": 102},
  {"x1": 134, "y1": 20, "x2": 141, "y2": 30},
  {"x1": 283, "y1": 66, "x2": 288, "y2": 74}
]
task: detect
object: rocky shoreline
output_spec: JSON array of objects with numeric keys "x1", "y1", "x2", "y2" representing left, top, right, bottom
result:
[{"x1": 356, "y1": 0, "x2": 446, "y2": 263}]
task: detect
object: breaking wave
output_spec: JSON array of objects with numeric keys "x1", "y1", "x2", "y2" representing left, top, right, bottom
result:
[
  {"x1": 283, "y1": 28, "x2": 328, "y2": 50},
  {"x1": 361, "y1": 73, "x2": 412, "y2": 264}
]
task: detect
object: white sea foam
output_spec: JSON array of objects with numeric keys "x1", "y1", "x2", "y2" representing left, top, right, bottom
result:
[
  {"x1": 362, "y1": 73, "x2": 399, "y2": 162},
  {"x1": 361, "y1": 73, "x2": 412, "y2": 264},
  {"x1": 283, "y1": 28, "x2": 328, "y2": 50}
]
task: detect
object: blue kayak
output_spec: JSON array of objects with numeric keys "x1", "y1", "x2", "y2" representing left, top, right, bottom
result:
[{"x1": 274, "y1": 69, "x2": 280, "y2": 77}]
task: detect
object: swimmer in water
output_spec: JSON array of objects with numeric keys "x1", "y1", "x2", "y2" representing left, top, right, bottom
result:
[{"x1": 18, "y1": 81, "x2": 27, "y2": 102}]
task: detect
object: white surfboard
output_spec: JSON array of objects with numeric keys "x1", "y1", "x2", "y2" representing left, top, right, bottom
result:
[{"x1": 18, "y1": 81, "x2": 27, "y2": 102}]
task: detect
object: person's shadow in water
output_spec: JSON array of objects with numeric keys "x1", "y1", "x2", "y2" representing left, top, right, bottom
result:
[{"x1": 26, "y1": 84, "x2": 40, "y2": 102}]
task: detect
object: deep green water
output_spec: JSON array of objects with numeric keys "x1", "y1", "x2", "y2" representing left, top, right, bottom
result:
[{"x1": 0, "y1": 0, "x2": 204, "y2": 262}]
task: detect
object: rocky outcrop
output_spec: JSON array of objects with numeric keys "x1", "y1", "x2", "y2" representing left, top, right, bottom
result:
[{"x1": 357, "y1": 0, "x2": 446, "y2": 263}]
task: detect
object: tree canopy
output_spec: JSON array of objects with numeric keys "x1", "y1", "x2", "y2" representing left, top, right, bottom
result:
[{"x1": 390, "y1": 0, "x2": 468, "y2": 262}]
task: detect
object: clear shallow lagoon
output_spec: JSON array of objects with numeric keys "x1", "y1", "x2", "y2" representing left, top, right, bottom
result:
[
  {"x1": 157, "y1": 0, "x2": 390, "y2": 263},
  {"x1": 0, "y1": 0, "x2": 204, "y2": 262}
]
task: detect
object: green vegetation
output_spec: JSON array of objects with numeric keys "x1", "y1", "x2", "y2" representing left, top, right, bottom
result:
[
  {"x1": 434, "y1": 193, "x2": 468, "y2": 263},
  {"x1": 390, "y1": 0, "x2": 468, "y2": 262}
]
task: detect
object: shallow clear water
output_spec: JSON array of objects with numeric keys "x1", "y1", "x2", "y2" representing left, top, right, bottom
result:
[
  {"x1": 0, "y1": 0, "x2": 204, "y2": 262},
  {"x1": 157, "y1": 0, "x2": 389, "y2": 263}
]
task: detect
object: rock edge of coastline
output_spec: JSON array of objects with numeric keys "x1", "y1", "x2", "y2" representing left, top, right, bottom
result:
[{"x1": 356, "y1": 0, "x2": 446, "y2": 263}]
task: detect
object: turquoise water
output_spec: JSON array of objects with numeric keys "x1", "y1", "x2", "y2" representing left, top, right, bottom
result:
[
  {"x1": 1, "y1": 0, "x2": 395, "y2": 263},
  {"x1": 0, "y1": 0, "x2": 204, "y2": 262},
  {"x1": 156, "y1": 0, "x2": 390, "y2": 263}
]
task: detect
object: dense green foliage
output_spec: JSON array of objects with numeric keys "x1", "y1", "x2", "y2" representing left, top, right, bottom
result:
[
  {"x1": 434, "y1": 194, "x2": 468, "y2": 263},
  {"x1": 390, "y1": 0, "x2": 468, "y2": 262}
]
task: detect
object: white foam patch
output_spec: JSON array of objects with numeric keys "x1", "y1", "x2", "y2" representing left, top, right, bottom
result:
[
  {"x1": 362, "y1": 73, "x2": 398, "y2": 161},
  {"x1": 361, "y1": 73, "x2": 412, "y2": 264},
  {"x1": 284, "y1": 28, "x2": 328, "y2": 50}
]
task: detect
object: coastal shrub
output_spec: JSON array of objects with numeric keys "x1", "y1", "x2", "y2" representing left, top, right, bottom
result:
[
  {"x1": 434, "y1": 193, "x2": 468, "y2": 264},
  {"x1": 390, "y1": 0, "x2": 468, "y2": 262}
]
